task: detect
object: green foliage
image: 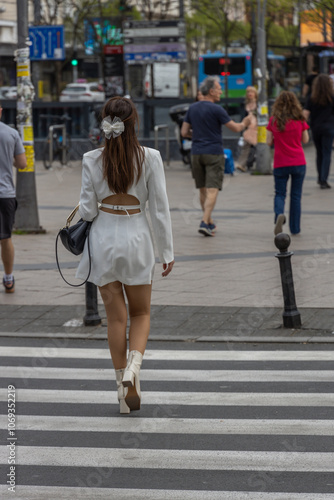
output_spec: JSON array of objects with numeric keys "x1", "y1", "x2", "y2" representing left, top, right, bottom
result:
[
  {"x1": 187, "y1": 0, "x2": 301, "y2": 53},
  {"x1": 187, "y1": 0, "x2": 249, "y2": 52},
  {"x1": 267, "y1": 24, "x2": 299, "y2": 47}
]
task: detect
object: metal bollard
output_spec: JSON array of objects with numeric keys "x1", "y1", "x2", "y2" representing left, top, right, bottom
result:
[
  {"x1": 84, "y1": 282, "x2": 102, "y2": 326},
  {"x1": 274, "y1": 233, "x2": 302, "y2": 328}
]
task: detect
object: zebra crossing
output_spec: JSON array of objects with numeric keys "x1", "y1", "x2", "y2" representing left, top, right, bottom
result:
[{"x1": 0, "y1": 338, "x2": 334, "y2": 499}]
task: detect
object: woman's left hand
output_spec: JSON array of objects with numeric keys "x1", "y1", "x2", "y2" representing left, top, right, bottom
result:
[{"x1": 162, "y1": 260, "x2": 175, "y2": 277}]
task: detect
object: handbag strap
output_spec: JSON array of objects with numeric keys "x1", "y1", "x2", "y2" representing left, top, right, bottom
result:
[
  {"x1": 55, "y1": 228, "x2": 92, "y2": 287},
  {"x1": 66, "y1": 204, "x2": 80, "y2": 228}
]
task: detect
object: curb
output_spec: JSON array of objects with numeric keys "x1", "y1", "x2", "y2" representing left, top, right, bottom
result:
[{"x1": 1, "y1": 331, "x2": 333, "y2": 343}]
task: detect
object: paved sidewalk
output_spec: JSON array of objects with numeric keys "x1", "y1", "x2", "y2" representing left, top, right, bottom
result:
[
  {"x1": 1, "y1": 144, "x2": 334, "y2": 342},
  {"x1": 1, "y1": 304, "x2": 334, "y2": 343}
]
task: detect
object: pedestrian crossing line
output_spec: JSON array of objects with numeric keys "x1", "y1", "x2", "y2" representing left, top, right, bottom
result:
[
  {"x1": 1, "y1": 446, "x2": 333, "y2": 472},
  {"x1": 2, "y1": 486, "x2": 334, "y2": 500},
  {"x1": 1, "y1": 415, "x2": 333, "y2": 435},
  {"x1": 1, "y1": 388, "x2": 333, "y2": 407},
  {"x1": 2, "y1": 366, "x2": 333, "y2": 382},
  {"x1": 2, "y1": 346, "x2": 334, "y2": 361}
]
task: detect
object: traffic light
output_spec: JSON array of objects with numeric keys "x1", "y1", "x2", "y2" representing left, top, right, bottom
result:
[{"x1": 71, "y1": 51, "x2": 78, "y2": 66}]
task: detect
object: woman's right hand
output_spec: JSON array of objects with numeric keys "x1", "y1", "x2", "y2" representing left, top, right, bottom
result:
[{"x1": 162, "y1": 260, "x2": 175, "y2": 277}]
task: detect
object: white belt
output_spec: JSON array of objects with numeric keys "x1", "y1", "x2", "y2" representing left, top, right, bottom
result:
[{"x1": 100, "y1": 203, "x2": 142, "y2": 217}]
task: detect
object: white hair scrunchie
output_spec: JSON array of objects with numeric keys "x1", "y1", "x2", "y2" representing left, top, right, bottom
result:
[{"x1": 101, "y1": 116, "x2": 125, "y2": 139}]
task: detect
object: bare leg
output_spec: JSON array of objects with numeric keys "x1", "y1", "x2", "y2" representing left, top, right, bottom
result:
[
  {"x1": 124, "y1": 284, "x2": 152, "y2": 355},
  {"x1": 236, "y1": 142, "x2": 251, "y2": 170},
  {"x1": 202, "y1": 188, "x2": 219, "y2": 225},
  {"x1": 199, "y1": 187, "x2": 206, "y2": 213},
  {"x1": 199, "y1": 188, "x2": 214, "y2": 225},
  {"x1": 99, "y1": 281, "x2": 127, "y2": 369},
  {"x1": 1, "y1": 238, "x2": 14, "y2": 275}
]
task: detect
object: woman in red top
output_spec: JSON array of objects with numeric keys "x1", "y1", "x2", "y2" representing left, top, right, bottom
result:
[{"x1": 266, "y1": 91, "x2": 309, "y2": 235}]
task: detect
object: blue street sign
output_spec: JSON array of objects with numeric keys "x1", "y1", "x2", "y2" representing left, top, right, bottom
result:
[
  {"x1": 124, "y1": 51, "x2": 187, "y2": 63},
  {"x1": 29, "y1": 25, "x2": 65, "y2": 61}
]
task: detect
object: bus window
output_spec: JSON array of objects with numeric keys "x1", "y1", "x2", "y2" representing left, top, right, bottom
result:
[{"x1": 204, "y1": 57, "x2": 246, "y2": 76}]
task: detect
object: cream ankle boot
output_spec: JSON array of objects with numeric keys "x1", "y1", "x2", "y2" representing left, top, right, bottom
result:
[
  {"x1": 115, "y1": 368, "x2": 130, "y2": 414},
  {"x1": 122, "y1": 350, "x2": 143, "y2": 411}
]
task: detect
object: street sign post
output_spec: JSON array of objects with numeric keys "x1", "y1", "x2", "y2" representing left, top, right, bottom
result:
[
  {"x1": 123, "y1": 20, "x2": 186, "y2": 64},
  {"x1": 29, "y1": 26, "x2": 65, "y2": 61},
  {"x1": 15, "y1": 1, "x2": 43, "y2": 233}
]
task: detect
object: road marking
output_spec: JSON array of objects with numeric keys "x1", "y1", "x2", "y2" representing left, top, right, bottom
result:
[
  {"x1": 3, "y1": 486, "x2": 333, "y2": 500},
  {"x1": 2, "y1": 346, "x2": 334, "y2": 361},
  {"x1": 1, "y1": 415, "x2": 333, "y2": 435},
  {"x1": 1, "y1": 446, "x2": 333, "y2": 472},
  {"x1": 1, "y1": 389, "x2": 333, "y2": 406},
  {"x1": 2, "y1": 366, "x2": 333, "y2": 382}
]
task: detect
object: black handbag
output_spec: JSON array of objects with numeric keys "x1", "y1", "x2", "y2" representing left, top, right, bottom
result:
[{"x1": 55, "y1": 205, "x2": 92, "y2": 287}]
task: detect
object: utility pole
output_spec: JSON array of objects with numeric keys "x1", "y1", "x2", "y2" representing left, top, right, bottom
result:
[
  {"x1": 15, "y1": 0, "x2": 43, "y2": 232},
  {"x1": 179, "y1": 0, "x2": 184, "y2": 17},
  {"x1": 254, "y1": 0, "x2": 272, "y2": 174}
]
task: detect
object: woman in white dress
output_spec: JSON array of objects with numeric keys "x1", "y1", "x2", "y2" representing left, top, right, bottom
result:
[{"x1": 76, "y1": 97, "x2": 174, "y2": 414}]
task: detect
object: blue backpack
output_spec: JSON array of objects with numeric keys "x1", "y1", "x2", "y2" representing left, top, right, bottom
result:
[{"x1": 224, "y1": 149, "x2": 235, "y2": 174}]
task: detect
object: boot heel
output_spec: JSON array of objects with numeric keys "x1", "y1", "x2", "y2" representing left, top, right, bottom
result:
[
  {"x1": 122, "y1": 371, "x2": 134, "y2": 388},
  {"x1": 115, "y1": 368, "x2": 130, "y2": 415},
  {"x1": 122, "y1": 350, "x2": 143, "y2": 411},
  {"x1": 119, "y1": 398, "x2": 130, "y2": 414}
]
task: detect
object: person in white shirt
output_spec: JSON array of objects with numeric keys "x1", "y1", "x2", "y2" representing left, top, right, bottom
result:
[{"x1": 77, "y1": 97, "x2": 174, "y2": 414}]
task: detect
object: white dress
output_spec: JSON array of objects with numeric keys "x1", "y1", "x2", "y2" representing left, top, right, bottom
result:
[{"x1": 75, "y1": 147, "x2": 174, "y2": 287}]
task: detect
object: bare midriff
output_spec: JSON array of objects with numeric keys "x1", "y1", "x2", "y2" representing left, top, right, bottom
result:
[{"x1": 100, "y1": 194, "x2": 141, "y2": 215}]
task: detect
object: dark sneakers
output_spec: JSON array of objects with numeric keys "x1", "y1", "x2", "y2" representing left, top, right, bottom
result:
[
  {"x1": 198, "y1": 221, "x2": 215, "y2": 237},
  {"x1": 274, "y1": 214, "x2": 286, "y2": 235},
  {"x1": 208, "y1": 222, "x2": 216, "y2": 233},
  {"x1": 3, "y1": 276, "x2": 15, "y2": 293},
  {"x1": 320, "y1": 181, "x2": 331, "y2": 189}
]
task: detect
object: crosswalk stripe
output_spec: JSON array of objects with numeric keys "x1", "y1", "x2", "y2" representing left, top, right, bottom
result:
[
  {"x1": 2, "y1": 366, "x2": 333, "y2": 382},
  {"x1": 1, "y1": 446, "x2": 333, "y2": 472},
  {"x1": 2, "y1": 346, "x2": 334, "y2": 360},
  {"x1": 1, "y1": 388, "x2": 333, "y2": 406},
  {"x1": 1, "y1": 415, "x2": 333, "y2": 435},
  {"x1": 2, "y1": 486, "x2": 334, "y2": 500}
]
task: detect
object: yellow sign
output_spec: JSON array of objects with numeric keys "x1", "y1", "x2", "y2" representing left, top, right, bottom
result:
[
  {"x1": 38, "y1": 80, "x2": 43, "y2": 98},
  {"x1": 18, "y1": 145, "x2": 35, "y2": 172},
  {"x1": 17, "y1": 64, "x2": 30, "y2": 78},
  {"x1": 260, "y1": 105, "x2": 268, "y2": 115},
  {"x1": 23, "y1": 126, "x2": 34, "y2": 143},
  {"x1": 257, "y1": 126, "x2": 267, "y2": 144}
]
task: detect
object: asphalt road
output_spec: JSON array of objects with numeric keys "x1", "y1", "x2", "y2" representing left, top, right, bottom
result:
[{"x1": 0, "y1": 337, "x2": 333, "y2": 499}]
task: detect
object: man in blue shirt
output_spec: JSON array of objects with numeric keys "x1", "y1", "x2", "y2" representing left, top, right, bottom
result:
[{"x1": 181, "y1": 76, "x2": 250, "y2": 236}]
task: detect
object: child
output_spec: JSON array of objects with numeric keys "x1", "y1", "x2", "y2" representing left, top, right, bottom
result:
[{"x1": 266, "y1": 91, "x2": 309, "y2": 235}]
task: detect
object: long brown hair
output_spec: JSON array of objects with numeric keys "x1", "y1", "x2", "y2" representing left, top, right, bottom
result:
[
  {"x1": 311, "y1": 74, "x2": 334, "y2": 106},
  {"x1": 101, "y1": 97, "x2": 145, "y2": 193},
  {"x1": 270, "y1": 91, "x2": 305, "y2": 131}
]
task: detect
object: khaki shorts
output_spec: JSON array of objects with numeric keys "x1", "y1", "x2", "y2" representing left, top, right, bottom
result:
[{"x1": 191, "y1": 154, "x2": 225, "y2": 190}]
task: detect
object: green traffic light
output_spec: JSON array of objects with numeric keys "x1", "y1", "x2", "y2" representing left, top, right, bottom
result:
[{"x1": 71, "y1": 59, "x2": 78, "y2": 66}]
